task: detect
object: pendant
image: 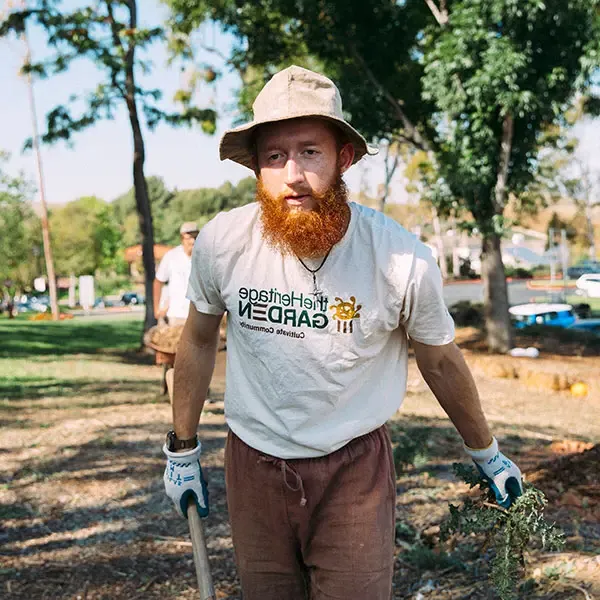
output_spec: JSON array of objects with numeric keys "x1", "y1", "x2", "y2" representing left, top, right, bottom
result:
[{"x1": 311, "y1": 274, "x2": 323, "y2": 299}]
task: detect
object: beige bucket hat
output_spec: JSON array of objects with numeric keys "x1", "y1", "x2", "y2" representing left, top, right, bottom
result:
[
  {"x1": 179, "y1": 221, "x2": 199, "y2": 234},
  {"x1": 219, "y1": 65, "x2": 378, "y2": 170}
]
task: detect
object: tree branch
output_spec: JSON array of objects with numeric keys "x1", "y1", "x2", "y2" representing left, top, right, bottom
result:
[
  {"x1": 350, "y1": 46, "x2": 433, "y2": 153},
  {"x1": 104, "y1": 0, "x2": 127, "y2": 97},
  {"x1": 423, "y1": 0, "x2": 449, "y2": 26},
  {"x1": 198, "y1": 42, "x2": 228, "y2": 64}
]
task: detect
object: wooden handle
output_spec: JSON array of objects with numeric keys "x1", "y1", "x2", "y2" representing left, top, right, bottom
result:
[
  {"x1": 167, "y1": 374, "x2": 215, "y2": 598},
  {"x1": 187, "y1": 499, "x2": 216, "y2": 600}
]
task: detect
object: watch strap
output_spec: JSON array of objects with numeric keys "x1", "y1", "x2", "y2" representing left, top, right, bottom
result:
[{"x1": 167, "y1": 430, "x2": 198, "y2": 451}]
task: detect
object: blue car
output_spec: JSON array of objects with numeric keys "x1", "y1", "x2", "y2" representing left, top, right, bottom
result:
[
  {"x1": 509, "y1": 303, "x2": 577, "y2": 329},
  {"x1": 568, "y1": 318, "x2": 600, "y2": 336}
]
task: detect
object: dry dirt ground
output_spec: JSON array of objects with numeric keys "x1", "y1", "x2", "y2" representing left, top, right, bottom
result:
[{"x1": 1, "y1": 326, "x2": 599, "y2": 599}]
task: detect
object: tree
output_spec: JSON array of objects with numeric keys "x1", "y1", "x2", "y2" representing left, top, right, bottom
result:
[
  {"x1": 164, "y1": 0, "x2": 600, "y2": 352},
  {"x1": 113, "y1": 176, "x2": 177, "y2": 245},
  {"x1": 50, "y1": 196, "x2": 121, "y2": 276},
  {"x1": 1, "y1": 1, "x2": 216, "y2": 332},
  {"x1": 0, "y1": 152, "x2": 41, "y2": 316},
  {"x1": 112, "y1": 175, "x2": 256, "y2": 247}
]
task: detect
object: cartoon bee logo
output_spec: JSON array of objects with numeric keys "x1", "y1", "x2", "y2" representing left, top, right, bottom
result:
[{"x1": 330, "y1": 297, "x2": 362, "y2": 333}]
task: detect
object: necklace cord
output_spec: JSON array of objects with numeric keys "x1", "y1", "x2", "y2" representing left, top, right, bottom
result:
[{"x1": 296, "y1": 247, "x2": 333, "y2": 274}]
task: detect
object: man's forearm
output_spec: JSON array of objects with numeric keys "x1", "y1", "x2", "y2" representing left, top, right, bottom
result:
[
  {"x1": 172, "y1": 330, "x2": 218, "y2": 439},
  {"x1": 414, "y1": 342, "x2": 492, "y2": 449},
  {"x1": 153, "y1": 279, "x2": 164, "y2": 317}
]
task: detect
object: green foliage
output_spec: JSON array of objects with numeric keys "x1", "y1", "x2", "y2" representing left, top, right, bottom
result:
[
  {"x1": 0, "y1": 153, "x2": 42, "y2": 297},
  {"x1": 404, "y1": 543, "x2": 461, "y2": 571},
  {"x1": 441, "y1": 463, "x2": 565, "y2": 600},
  {"x1": 421, "y1": 0, "x2": 600, "y2": 229},
  {"x1": 113, "y1": 176, "x2": 256, "y2": 246},
  {"x1": 546, "y1": 212, "x2": 577, "y2": 250},
  {"x1": 50, "y1": 196, "x2": 122, "y2": 276},
  {"x1": 112, "y1": 177, "x2": 176, "y2": 245}
]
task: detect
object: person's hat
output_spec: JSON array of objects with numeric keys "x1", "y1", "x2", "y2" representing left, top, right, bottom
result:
[
  {"x1": 179, "y1": 222, "x2": 199, "y2": 235},
  {"x1": 219, "y1": 65, "x2": 378, "y2": 170}
]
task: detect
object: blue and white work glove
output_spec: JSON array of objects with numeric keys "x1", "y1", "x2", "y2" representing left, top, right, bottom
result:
[
  {"x1": 464, "y1": 437, "x2": 523, "y2": 509},
  {"x1": 163, "y1": 443, "x2": 209, "y2": 518}
]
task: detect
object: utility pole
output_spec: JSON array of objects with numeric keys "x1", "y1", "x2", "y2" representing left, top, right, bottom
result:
[{"x1": 11, "y1": 0, "x2": 60, "y2": 320}]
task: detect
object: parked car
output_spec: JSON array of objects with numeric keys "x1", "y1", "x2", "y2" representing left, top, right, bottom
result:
[
  {"x1": 16, "y1": 297, "x2": 49, "y2": 313},
  {"x1": 568, "y1": 318, "x2": 600, "y2": 335},
  {"x1": 567, "y1": 260, "x2": 600, "y2": 279},
  {"x1": 575, "y1": 274, "x2": 600, "y2": 298},
  {"x1": 120, "y1": 292, "x2": 144, "y2": 306},
  {"x1": 509, "y1": 303, "x2": 577, "y2": 329}
]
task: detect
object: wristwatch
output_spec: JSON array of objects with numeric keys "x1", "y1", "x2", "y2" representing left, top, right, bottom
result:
[{"x1": 166, "y1": 430, "x2": 198, "y2": 452}]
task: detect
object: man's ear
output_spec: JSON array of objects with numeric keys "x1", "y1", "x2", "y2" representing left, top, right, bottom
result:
[{"x1": 338, "y1": 143, "x2": 355, "y2": 173}]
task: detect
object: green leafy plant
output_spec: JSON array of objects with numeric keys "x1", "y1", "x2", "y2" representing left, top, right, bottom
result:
[{"x1": 441, "y1": 464, "x2": 565, "y2": 600}]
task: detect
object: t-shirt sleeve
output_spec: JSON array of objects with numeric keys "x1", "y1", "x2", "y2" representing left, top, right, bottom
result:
[
  {"x1": 155, "y1": 251, "x2": 170, "y2": 283},
  {"x1": 186, "y1": 217, "x2": 226, "y2": 316},
  {"x1": 398, "y1": 243, "x2": 455, "y2": 345}
]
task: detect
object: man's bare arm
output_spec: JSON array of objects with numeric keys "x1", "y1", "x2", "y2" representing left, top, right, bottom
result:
[
  {"x1": 172, "y1": 303, "x2": 223, "y2": 439},
  {"x1": 153, "y1": 279, "x2": 166, "y2": 319},
  {"x1": 411, "y1": 340, "x2": 492, "y2": 449}
]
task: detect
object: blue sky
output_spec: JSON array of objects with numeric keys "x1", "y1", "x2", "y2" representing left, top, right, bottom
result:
[{"x1": 1, "y1": 0, "x2": 599, "y2": 207}]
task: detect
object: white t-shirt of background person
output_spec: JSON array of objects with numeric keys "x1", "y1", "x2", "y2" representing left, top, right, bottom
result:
[
  {"x1": 187, "y1": 202, "x2": 455, "y2": 459},
  {"x1": 156, "y1": 245, "x2": 192, "y2": 319}
]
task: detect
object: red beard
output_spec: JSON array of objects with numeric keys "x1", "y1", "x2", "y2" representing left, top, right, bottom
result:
[{"x1": 256, "y1": 175, "x2": 350, "y2": 259}]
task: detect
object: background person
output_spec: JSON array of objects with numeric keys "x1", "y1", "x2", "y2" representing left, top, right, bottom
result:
[{"x1": 153, "y1": 222, "x2": 199, "y2": 326}]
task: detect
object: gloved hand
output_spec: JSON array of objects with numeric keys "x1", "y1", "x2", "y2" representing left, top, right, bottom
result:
[
  {"x1": 163, "y1": 442, "x2": 209, "y2": 518},
  {"x1": 464, "y1": 437, "x2": 523, "y2": 509}
]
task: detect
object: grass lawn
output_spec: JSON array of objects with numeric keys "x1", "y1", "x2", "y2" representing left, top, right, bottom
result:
[
  {"x1": 0, "y1": 315, "x2": 153, "y2": 407},
  {"x1": 0, "y1": 315, "x2": 144, "y2": 359}
]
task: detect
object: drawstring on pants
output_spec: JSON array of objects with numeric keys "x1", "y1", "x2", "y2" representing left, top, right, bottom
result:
[{"x1": 258, "y1": 455, "x2": 307, "y2": 507}]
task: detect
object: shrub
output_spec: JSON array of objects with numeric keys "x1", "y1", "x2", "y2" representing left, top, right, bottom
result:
[{"x1": 441, "y1": 464, "x2": 564, "y2": 600}]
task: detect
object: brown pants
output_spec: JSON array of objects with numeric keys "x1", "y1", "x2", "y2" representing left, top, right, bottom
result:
[{"x1": 225, "y1": 427, "x2": 396, "y2": 599}]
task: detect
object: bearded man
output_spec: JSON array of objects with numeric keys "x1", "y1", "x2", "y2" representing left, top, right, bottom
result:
[{"x1": 163, "y1": 66, "x2": 523, "y2": 600}]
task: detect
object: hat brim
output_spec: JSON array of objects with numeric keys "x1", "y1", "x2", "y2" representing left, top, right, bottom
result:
[{"x1": 219, "y1": 114, "x2": 378, "y2": 170}]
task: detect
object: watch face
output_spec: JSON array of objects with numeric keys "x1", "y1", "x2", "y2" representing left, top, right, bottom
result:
[{"x1": 166, "y1": 430, "x2": 177, "y2": 451}]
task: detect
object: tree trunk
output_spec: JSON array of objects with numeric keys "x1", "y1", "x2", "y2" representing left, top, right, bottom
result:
[
  {"x1": 124, "y1": 0, "x2": 156, "y2": 335},
  {"x1": 131, "y1": 129, "x2": 156, "y2": 333},
  {"x1": 378, "y1": 140, "x2": 400, "y2": 213},
  {"x1": 481, "y1": 231, "x2": 513, "y2": 353},
  {"x1": 479, "y1": 113, "x2": 515, "y2": 353},
  {"x1": 585, "y1": 197, "x2": 597, "y2": 260},
  {"x1": 431, "y1": 206, "x2": 448, "y2": 279}
]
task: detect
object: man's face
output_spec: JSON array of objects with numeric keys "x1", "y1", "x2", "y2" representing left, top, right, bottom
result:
[
  {"x1": 254, "y1": 118, "x2": 354, "y2": 258},
  {"x1": 255, "y1": 118, "x2": 353, "y2": 212},
  {"x1": 181, "y1": 232, "x2": 198, "y2": 256}
]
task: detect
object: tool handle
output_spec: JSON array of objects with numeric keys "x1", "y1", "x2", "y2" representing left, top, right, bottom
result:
[{"x1": 187, "y1": 499, "x2": 215, "y2": 600}]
